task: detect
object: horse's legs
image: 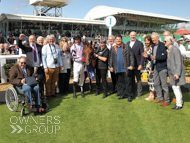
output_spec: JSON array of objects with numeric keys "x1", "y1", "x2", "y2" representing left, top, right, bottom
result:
[{"x1": 89, "y1": 79, "x2": 92, "y2": 92}]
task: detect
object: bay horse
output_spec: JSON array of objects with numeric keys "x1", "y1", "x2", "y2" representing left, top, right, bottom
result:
[{"x1": 82, "y1": 41, "x2": 96, "y2": 92}]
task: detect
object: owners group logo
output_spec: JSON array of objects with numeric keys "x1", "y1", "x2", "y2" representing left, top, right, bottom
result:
[{"x1": 10, "y1": 116, "x2": 60, "y2": 134}]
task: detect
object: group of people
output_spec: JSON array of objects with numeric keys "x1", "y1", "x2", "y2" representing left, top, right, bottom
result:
[
  {"x1": 9, "y1": 30, "x2": 186, "y2": 111},
  {"x1": 0, "y1": 43, "x2": 19, "y2": 55}
]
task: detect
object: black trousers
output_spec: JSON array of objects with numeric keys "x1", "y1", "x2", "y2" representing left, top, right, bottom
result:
[
  {"x1": 34, "y1": 67, "x2": 44, "y2": 95},
  {"x1": 117, "y1": 71, "x2": 133, "y2": 98},
  {"x1": 132, "y1": 69, "x2": 142, "y2": 96},
  {"x1": 96, "y1": 68, "x2": 108, "y2": 94},
  {"x1": 59, "y1": 69, "x2": 71, "y2": 94},
  {"x1": 111, "y1": 72, "x2": 117, "y2": 92}
]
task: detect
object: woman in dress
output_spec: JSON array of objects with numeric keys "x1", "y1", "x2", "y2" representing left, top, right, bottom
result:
[{"x1": 142, "y1": 36, "x2": 156, "y2": 100}]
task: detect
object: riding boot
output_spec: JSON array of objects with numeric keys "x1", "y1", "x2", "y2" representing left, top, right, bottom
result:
[
  {"x1": 73, "y1": 82, "x2": 77, "y2": 98},
  {"x1": 81, "y1": 91, "x2": 85, "y2": 98}
]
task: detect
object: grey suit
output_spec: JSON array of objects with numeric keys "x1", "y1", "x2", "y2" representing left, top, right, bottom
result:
[
  {"x1": 167, "y1": 46, "x2": 186, "y2": 86},
  {"x1": 167, "y1": 45, "x2": 186, "y2": 107}
]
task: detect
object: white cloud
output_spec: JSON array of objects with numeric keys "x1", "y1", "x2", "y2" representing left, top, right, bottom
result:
[
  {"x1": 178, "y1": 22, "x2": 190, "y2": 30},
  {"x1": 11, "y1": 0, "x2": 29, "y2": 13}
]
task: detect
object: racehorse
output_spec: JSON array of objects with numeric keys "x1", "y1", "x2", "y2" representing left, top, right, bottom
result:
[{"x1": 82, "y1": 41, "x2": 96, "y2": 92}]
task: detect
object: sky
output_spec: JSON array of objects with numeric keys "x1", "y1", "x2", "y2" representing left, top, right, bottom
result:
[{"x1": 0, "y1": 0, "x2": 190, "y2": 29}]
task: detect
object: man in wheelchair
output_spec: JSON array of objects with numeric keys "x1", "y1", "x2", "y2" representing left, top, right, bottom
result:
[{"x1": 9, "y1": 56, "x2": 44, "y2": 112}]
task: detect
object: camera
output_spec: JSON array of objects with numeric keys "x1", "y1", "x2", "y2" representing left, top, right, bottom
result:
[{"x1": 54, "y1": 58, "x2": 58, "y2": 64}]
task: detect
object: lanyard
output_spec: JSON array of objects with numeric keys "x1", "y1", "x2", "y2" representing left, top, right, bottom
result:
[{"x1": 49, "y1": 44, "x2": 57, "y2": 59}]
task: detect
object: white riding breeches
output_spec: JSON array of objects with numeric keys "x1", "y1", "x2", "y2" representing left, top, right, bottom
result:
[{"x1": 73, "y1": 61, "x2": 85, "y2": 86}]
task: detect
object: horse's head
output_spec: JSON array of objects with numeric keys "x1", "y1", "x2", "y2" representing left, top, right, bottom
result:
[{"x1": 83, "y1": 41, "x2": 94, "y2": 67}]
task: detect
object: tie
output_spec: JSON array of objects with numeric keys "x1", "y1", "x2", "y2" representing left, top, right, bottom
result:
[
  {"x1": 22, "y1": 69, "x2": 27, "y2": 78},
  {"x1": 33, "y1": 45, "x2": 37, "y2": 62}
]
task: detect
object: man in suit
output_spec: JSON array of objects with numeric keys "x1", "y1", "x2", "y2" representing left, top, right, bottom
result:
[
  {"x1": 9, "y1": 56, "x2": 43, "y2": 111},
  {"x1": 18, "y1": 34, "x2": 44, "y2": 96},
  {"x1": 143, "y1": 32, "x2": 170, "y2": 107},
  {"x1": 107, "y1": 35, "x2": 117, "y2": 95},
  {"x1": 127, "y1": 31, "x2": 144, "y2": 98}
]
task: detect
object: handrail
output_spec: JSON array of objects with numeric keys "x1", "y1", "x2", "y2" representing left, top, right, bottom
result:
[{"x1": 2, "y1": 36, "x2": 10, "y2": 45}]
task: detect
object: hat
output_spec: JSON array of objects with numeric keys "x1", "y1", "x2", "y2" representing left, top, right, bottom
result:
[
  {"x1": 177, "y1": 38, "x2": 183, "y2": 41},
  {"x1": 73, "y1": 33, "x2": 81, "y2": 40}
]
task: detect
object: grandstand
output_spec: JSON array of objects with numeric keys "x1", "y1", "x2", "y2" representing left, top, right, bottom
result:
[{"x1": 0, "y1": 5, "x2": 189, "y2": 37}]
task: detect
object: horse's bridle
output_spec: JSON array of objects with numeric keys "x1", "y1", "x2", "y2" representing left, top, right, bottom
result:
[{"x1": 83, "y1": 46, "x2": 94, "y2": 65}]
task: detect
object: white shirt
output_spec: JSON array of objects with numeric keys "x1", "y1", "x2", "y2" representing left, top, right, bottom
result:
[
  {"x1": 130, "y1": 39, "x2": 136, "y2": 48},
  {"x1": 30, "y1": 43, "x2": 40, "y2": 67},
  {"x1": 106, "y1": 43, "x2": 116, "y2": 51},
  {"x1": 187, "y1": 45, "x2": 190, "y2": 58},
  {"x1": 179, "y1": 44, "x2": 186, "y2": 57},
  {"x1": 60, "y1": 51, "x2": 71, "y2": 73}
]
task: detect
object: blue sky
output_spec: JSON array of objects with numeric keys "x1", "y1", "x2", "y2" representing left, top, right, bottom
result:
[{"x1": 0, "y1": 0, "x2": 190, "y2": 29}]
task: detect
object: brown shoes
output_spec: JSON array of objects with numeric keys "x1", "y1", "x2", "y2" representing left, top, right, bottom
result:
[
  {"x1": 153, "y1": 100, "x2": 164, "y2": 103},
  {"x1": 160, "y1": 102, "x2": 170, "y2": 107}
]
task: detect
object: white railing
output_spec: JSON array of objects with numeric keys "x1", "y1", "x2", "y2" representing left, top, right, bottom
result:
[{"x1": 0, "y1": 55, "x2": 26, "y2": 83}]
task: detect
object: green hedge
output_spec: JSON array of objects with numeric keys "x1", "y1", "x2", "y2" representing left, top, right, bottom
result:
[{"x1": 3, "y1": 63, "x2": 17, "y2": 78}]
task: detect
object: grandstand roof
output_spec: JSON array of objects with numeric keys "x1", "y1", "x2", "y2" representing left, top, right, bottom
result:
[
  {"x1": 84, "y1": 5, "x2": 190, "y2": 24},
  {"x1": 0, "y1": 13, "x2": 105, "y2": 25}
]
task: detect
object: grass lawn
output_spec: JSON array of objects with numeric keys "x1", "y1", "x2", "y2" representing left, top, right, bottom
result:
[{"x1": 0, "y1": 91, "x2": 190, "y2": 143}]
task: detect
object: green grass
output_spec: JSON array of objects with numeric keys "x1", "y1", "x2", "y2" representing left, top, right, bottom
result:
[{"x1": 0, "y1": 92, "x2": 190, "y2": 143}]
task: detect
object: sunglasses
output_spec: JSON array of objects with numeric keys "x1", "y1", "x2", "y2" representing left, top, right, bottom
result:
[
  {"x1": 61, "y1": 40, "x2": 65, "y2": 41},
  {"x1": 21, "y1": 62, "x2": 26, "y2": 65}
]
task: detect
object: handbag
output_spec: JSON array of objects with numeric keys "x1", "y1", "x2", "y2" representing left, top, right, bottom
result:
[{"x1": 25, "y1": 76, "x2": 38, "y2": 86}]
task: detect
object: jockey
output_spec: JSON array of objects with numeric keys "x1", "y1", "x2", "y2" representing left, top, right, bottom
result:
[{"x1": 70, "y1": 33, "x2": 85, "y2": 98}]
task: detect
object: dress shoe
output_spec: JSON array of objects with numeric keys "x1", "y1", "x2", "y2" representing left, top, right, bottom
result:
[
  {"x1": 52, "y1": 94, "x2": 60, "y2": 98},
  {"x1": 171, "y1": 106, "x2": 182, "y2": 110},
  {"x1": 118, "y1": 96, "x2": 127, "y2": 100},
  {"x1": 109, "y1": 91, "x2": 117, "y2": 95},
  {"x1": 102, "y1": 94, "x2": 107, "y2": 98},
  {"x1": 95, "y1": 92, "x2": 100, "y2": 96},
  {"x1": 81, "y1": 92, "x2": 85, "y2": 98},
  {"x1": 153, "y1": 100, "x2": 164, "y2": 103},
  {"x1": 160, "y1": 101, "x2": 170, "y2": 107},
  {"x1": 172, "y1": 98, "x2": 176, "y2": 103},
  {"x1": 136, "y1": 95, "x2": 141, "y2": 99},
  {"x1": 128, "y1": 96, "x2": 132, "y2": 102}
]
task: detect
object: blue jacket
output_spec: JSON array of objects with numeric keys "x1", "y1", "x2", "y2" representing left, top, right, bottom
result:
[{"x1": 149, "y1": 41, "x2": 167, "y2": 72}]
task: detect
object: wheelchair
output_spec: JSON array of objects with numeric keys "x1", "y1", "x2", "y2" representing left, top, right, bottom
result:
[{"x1": 5, "y1": 84, "x2": 49, "y2": 117}]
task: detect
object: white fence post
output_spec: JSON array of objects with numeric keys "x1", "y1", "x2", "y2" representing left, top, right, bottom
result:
[{"x1": 1, "y1": 58, "x2": 7, "y2": 83}]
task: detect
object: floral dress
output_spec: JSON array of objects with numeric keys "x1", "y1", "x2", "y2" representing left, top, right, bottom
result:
[{"x1": 144, "y1": 46, "x2": 155, "y2": 92}]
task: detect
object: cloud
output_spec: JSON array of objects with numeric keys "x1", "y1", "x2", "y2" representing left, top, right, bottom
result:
[
  {"x1": 178, "y1": 22, "x2": 190, "y2": 30},
  {"x1": 11, "y1": 0, "x2": 29, "y2": 13}
]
